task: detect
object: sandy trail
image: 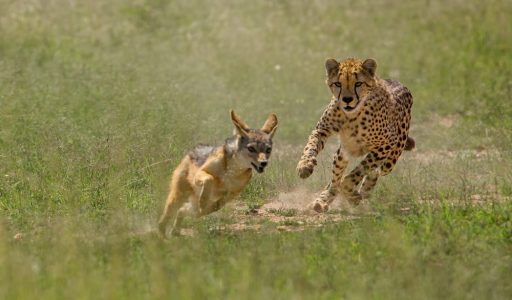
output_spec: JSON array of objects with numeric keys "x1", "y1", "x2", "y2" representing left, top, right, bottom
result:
[
  {"x1": 140, "y1": 146, "x2": 505, "y2": 238},
  {"x1": 209, "y1": 188, "x2": 378, "y2": 234},
  {"x1": 131, "y1": 188, "x2": 377, "y2": 239}
]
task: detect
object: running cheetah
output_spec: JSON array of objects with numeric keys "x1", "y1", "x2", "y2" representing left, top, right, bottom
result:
[{"x1": 297, "y1": 57, "x2": 414, "y2": 212}]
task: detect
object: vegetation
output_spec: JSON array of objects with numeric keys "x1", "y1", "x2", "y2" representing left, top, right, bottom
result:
[{"x1": 1, "y1": 0, "x2": 511, "y2": 299}]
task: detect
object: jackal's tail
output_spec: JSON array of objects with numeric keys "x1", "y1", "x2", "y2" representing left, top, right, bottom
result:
[{"x1": 404, "y1": 136, "x2": 415, "y2": 151}]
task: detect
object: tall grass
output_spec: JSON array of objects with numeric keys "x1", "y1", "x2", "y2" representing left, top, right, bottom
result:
[{"x1": 1, "y1": 0, "x2": 511, "y2": 299}]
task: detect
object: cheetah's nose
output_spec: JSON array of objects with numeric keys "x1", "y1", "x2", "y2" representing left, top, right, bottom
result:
[{"x1": 342, "y1": 97, "x2": 353, "y2": 104}]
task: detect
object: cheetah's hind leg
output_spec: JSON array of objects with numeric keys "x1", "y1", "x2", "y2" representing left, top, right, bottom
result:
[{"x1": 340, "y1": 152, "x2": 382, "y2": 206}]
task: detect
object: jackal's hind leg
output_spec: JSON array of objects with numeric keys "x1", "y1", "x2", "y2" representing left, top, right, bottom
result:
[
  {"x1": 170, "y1": 202, "x2": 199, "y2": 236},
  {"x1": 158, "y1": 189, "x2": 189, "y2": 238}
]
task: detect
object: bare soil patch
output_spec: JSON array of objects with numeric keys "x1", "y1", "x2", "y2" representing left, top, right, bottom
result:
[
  {"x1": 145, "y1": 147, "x2": 507, "y2": 238},
  {"x1": 215, "y1": 188, "x2": 378, "y2": 234}
]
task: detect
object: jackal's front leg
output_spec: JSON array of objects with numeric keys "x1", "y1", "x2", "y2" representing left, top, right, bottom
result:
[
  {"x1": 200, "y1": 192, "x2": 235, "y2": 216},
  {"x1": 194, "y1": 170, "x2": 215, "y2": 215}
]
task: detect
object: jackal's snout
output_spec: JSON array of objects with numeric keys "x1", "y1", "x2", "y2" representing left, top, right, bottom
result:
[
  {"x1": 250, "y1": 152, "x2": 270, "y2": 173},
  {"x1": 253, "y1": 154, "x2": 269, "y2": 173}
]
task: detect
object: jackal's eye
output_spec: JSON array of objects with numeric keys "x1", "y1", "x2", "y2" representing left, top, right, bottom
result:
[
  {"x1": 248, "y1": 146, "x2": 256, "y2": 153},
  {"x1": 332, "y1": 82, "x2": 341, "y2": 88},
  {"x1": 265, "y1": 148, "x2": 272, "y2": 154},
  {"x1": 355, "y1": 82, "x2": 363, "y2": 87}
]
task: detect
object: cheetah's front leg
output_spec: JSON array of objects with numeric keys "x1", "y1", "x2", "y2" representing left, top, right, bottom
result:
[
  {"x1": 297, "y1": 128, "x2": 331, "y2": 178},
  {"x1": 297, "y1": 106, "x2": 336, "y2": 179},
  {"x1": 311, "y1": 146, "x2": 348, "y2": 213}
]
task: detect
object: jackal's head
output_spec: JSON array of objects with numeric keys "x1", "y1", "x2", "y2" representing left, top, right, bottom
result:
[{"x1": 230, "y1": 110, "x2": 278, "y2": 173}]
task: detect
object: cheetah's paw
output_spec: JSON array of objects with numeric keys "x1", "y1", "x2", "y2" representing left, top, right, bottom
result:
[
  {"x1": 309, "y1": 199, "x2": 329, "y2": 213},
  {"x1": 297, "y1": 158, "x2": 317, "y2": 179}
]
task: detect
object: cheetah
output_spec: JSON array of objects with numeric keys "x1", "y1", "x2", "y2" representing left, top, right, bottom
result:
[{"x1": 297, "y1": 57, "x2": 414, "y2": 212}]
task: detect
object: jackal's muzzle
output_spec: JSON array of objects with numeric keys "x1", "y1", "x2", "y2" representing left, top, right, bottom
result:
[{"x1": 251, "y1": 161, "x2": 268, "y2": 173}]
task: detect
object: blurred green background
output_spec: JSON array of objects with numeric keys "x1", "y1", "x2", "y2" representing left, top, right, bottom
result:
[{"x1": 1, "y1": 0, "x2": 511, "y2": 299}]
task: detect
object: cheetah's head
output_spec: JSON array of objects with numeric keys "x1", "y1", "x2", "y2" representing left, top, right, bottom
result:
[{"x1": 325, "y1": 58, "x2": 377, "y2": 114}]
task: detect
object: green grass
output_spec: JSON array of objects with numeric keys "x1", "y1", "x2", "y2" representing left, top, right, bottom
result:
[{"x1": 1, "y1": 0, "x2": 512, "y2": 299}]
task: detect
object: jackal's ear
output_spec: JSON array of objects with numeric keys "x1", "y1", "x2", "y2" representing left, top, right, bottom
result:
[
  {"x1": 362, "y1": 58, "x2": 377, "y2": 77},
  {"x1": 230, "y1": 110, "x2": 250, "y2": 137},
  {"x1": 261, "y1": 113, "x2": 278, "y2": 137}
]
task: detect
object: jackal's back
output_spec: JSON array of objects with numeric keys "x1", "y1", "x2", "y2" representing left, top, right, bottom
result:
[{"x1": 188, "y1": 144, "x2": 216, "y2": 166}]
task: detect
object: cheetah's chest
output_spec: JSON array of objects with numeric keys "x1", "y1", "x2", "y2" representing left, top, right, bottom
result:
[{"x1": 338, "y1": 122, "x2": 368, "y2": 157}]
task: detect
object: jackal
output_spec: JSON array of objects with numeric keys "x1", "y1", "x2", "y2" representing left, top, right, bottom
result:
[{"x1": 158, "y1": 110, "x2": 278, "y2": 238}]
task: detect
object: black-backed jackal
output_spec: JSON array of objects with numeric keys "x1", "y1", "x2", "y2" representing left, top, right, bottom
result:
[{"x1": 158, "y1": 110, "x2": 278, "y2": 238}]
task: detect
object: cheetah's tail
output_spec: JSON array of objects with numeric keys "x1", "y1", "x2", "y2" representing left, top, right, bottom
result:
[{"x1": 404, "y1": 137, "x2": 415, "y2": 151}]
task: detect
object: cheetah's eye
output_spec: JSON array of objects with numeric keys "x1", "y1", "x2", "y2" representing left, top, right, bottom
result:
[
  {"x1": 265, "y1": 148, "x2": 272, "y2": 154},
  {"x1": 355, "y1": 82, "x2": 363, "y2": 87},
  {"x1": 248, "y1": 146, "x2": 256, "y2": 153},
  {"x1": 332, "y1": 82, "x2": 341, "y2": 88}
]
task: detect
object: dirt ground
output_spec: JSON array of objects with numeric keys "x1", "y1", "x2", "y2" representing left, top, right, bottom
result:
[
  {"x1": 143, "y1": 146, "x2": 506, "y2": 238},
  {"x1": 173, "y1": 189, "x2": 378, "y2": 237}
]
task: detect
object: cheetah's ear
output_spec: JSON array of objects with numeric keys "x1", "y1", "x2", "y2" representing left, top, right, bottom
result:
[
  {"x1": 230, "y1": 110, "x2": 250, "y2": 137},
  {"x1": 261, "y1": 113, "x2": 278, "y2": 138},
  {"x1": 325, "y1": 58, "x2": 339, "y2": 78},
  {"x1": 362, "y1": 58, "x2": 377, "y2": 77}
]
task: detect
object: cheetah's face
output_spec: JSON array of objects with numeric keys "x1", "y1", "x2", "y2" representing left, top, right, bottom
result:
[{"x1": 325, "y1": 58, "x2": 377, "y2": 113}]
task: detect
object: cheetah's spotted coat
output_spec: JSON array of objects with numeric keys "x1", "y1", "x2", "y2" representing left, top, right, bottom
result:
[{"x1": 297, "y1": 58, "x2": 414, "y2": 212}]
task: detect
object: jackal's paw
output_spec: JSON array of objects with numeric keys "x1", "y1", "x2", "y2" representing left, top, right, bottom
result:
[
  {"x1": 170, "y1": 228, "x2": 181, "y2": 237},
  {"x1": 157, "y1": 231, "x2": 167, "y2": 240},
  {"x1": 297, "y1": 158, "x2": 317, "y2": 179},
  {"x1": 157, "y1": 224, "x2": 167, "y2": 239},
  {"x1": 309, "y1": 200, "x2": 329, "y2": 213}
]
